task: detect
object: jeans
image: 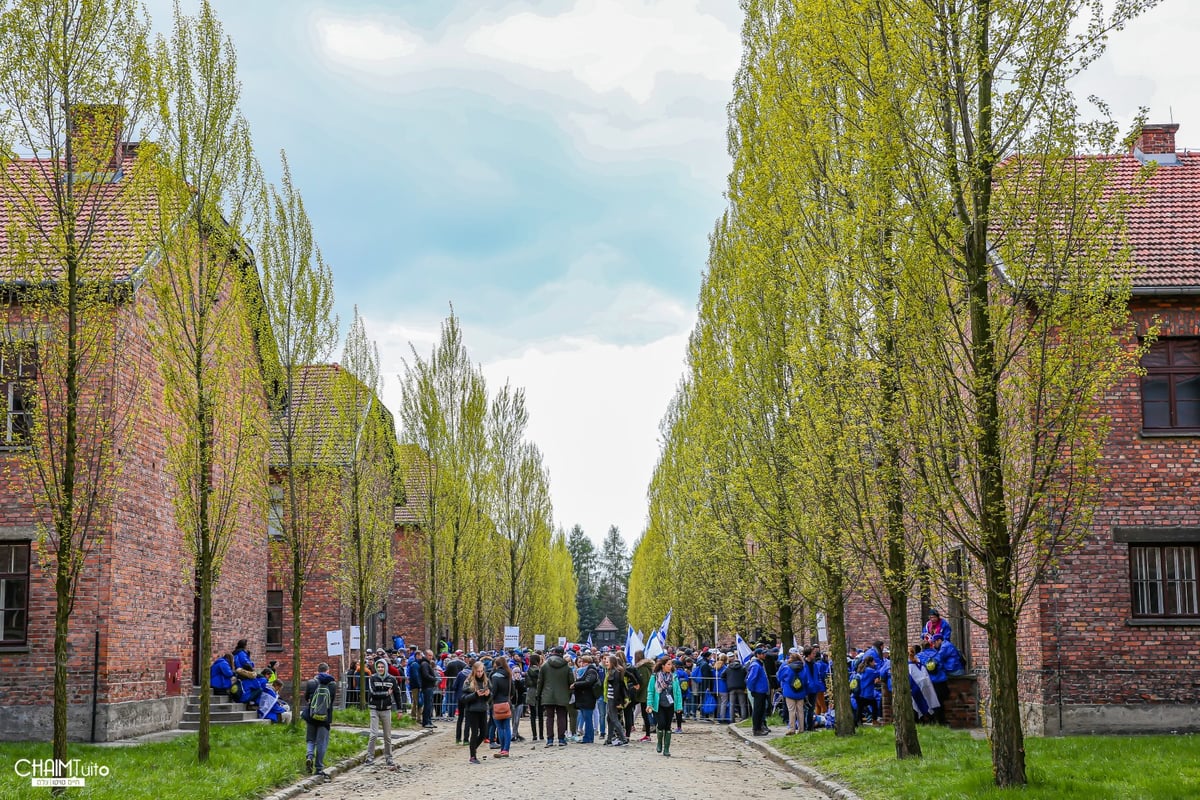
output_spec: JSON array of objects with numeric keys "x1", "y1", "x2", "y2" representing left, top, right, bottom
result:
[
  {"x1": 512, "y1": 703, "x2": 525, "y2": 738},
  {"x1": 367, "y1": 708, "x2": 393, "y2": 761},
  {"x1": 718, "y1": 691, "x2": 730, "y2": 722},
  {"x1": 596, "y1": 698, "x2": 607, "y2": 735},
  {"x1": 305, "y1": 723, "x2": 330, "y2": 772},
  {"x1": 494, "y1": 716, "x2": 512, "y2": 751},
  {"x1": 605, "y1": 703, "x2": 627, "y2": 743},
  {"x1": 577, "y1": 708, "x2": 595, "y2": 742},
  {"x1": 728, "y1": 689, "x2": 749, "y2": 721},
  {"x1": 421, "y1": 688, "x2": 435, "y2": 726}
]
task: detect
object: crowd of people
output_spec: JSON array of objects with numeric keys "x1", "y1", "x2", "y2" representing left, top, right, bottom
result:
[{"x1": 209, "y1": 608, "x2": 968, "y2": 778}]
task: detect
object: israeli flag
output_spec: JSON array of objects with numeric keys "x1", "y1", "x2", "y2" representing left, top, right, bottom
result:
[
  {"x1": 626, "y1": 626, "x2": 645, "y2": 663},
  {"x1": 659, "y1": 608, "x2": 673, "y2": 644},
  {"x1": 587, "y1": 633, "x2": 593, "y2": 649},
  {"x1": 644, "y1": 629, "x2": 665, "y2": 660},
  {"x1": 735, "y1": 633, "x2": 754, "y2": 665}
]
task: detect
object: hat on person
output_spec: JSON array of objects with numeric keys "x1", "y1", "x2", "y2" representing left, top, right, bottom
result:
[
  {"x1": 753, "y1": 647, "x2": 766, "y2": 655},
  {"x1": 928, "y1": 608, "x2": 941, "y2": 617}
]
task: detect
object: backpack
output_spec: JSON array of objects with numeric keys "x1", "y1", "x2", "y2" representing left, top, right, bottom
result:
[{"x1": 307, "y1": 681, "x2": 333, "y2": 723}]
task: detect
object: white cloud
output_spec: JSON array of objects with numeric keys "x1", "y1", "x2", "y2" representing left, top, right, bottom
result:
[
  {"x1": 313, "y1": 15, "x2": 424, "y2": 65},
  {"x1": 461, "y1": 0, "x2": 740, "y2": 103}
]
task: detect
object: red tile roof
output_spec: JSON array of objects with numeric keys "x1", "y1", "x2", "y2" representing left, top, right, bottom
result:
[
  {"x1": 394, "y1": 444, "x2": 432, "y2": 527},
  {"x1": 1089, "y1": 151, "x2": 1200, "y2": 290},
  {"x1": 0, "y1": 148, "x2": 155, "y2": 282}
]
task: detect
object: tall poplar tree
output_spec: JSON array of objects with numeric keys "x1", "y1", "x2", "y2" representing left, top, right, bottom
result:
[
  {"x1": 149, "y1": 0, "x2": 265, "y2": 762},
  {"x1": 258, "y1": 150, "x2": 338, "y2": 724},
  {"x1": 0, "y1": 0, "x2": 153, "y2": 765}
]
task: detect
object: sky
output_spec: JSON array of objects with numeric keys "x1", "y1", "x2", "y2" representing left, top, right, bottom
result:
[{"x1": 147, "y1": 0, "x2": 1199, "y2": 547}]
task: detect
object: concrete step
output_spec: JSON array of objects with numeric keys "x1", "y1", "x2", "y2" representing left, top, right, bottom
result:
[
  {"x1": 181, "y1": 709, "x2": 261, "y2": 723},
  {"x1": 178, "y1": 717, "x2": 270, "y2": 730}
]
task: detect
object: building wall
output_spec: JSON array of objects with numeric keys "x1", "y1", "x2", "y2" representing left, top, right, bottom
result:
[
  {"x1": 0, "y1": 271, "x2": 272, "y2": 741},
  {"x1": 1022, "y1": 298, "x2": 1200, "y2": 733}
]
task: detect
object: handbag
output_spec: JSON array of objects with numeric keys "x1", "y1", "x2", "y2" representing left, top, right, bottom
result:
[{"x1": 492, "y1": 701, "x2": 512, "y2": 720}]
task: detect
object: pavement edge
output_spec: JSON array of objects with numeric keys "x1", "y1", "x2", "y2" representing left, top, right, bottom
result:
[
  {"x1": 725, "y1": 724, "x2": 863, "y2": 800},
  {"x1": 263, "y1": 725, "x2": 435, "y2": 800}
]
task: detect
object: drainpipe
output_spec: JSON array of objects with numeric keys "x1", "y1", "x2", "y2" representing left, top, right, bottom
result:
[{"x1": 90, "y1": 630, "x2": 100, "y2": 742}]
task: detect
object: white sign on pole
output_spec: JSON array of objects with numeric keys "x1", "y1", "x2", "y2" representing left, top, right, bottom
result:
[
  {"x1": 558, "y1": 636, "x2": 567, "y2": 648},
  {"x1": 350, "y1": 625, "x2": 361, "y2": 650},
  {"x1": 534, "y1": 634, "x2": 546, "y2": 650},
  {"x1": 503, "y1": 626, "x2": 520, "y2": 648},
  {"x1": 816, "y1": 612, "x2": 829, "y2": 644},
  {"x1": 469, "y1": 638, "x2": 475, "y2": 653},
  {"x1": 326, "y1": 629, "x2": 344, "y2": 656}
]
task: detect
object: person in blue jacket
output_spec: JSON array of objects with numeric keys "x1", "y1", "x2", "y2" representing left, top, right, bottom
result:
[
  {"x1": 919, "y1": 638, "x2": 948, "y2": 724},
  {"x1": 406, "y1": 654, "x2": 423, "y2": 723},
  {"x1": 934, "y1": 635, "x2": 965, "y2": 675},
  {"x1": 813, "y1": 651, "x2": 830, "y2": 717},
  {"x1": 777, "y1": 651, "x2": 805, "y2": 734},
  {"x1": 210, "y1": 653, "x2": 233, "y2": 697},
  {"x1": 800, "y1": 647, "x2": 822, "y2": 731},
  {"x1": 232, "y1": 639, "x2": 263, "y2": 707},
  {"x1": 854, "y1": 655, "x2": 880, "y2": 725},
  {"x1": 746, "y1": 649, "x2": 771, "y2": 736}
]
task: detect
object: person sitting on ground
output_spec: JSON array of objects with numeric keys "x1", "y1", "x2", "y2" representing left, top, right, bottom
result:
[
  {"x1": 210, "y1": 653, "x2": 234, "y2": 698},
  {"x1": 258, "y1": 676, "x2": 292, "y2": 724}
]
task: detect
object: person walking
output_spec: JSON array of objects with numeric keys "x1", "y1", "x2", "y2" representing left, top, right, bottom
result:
[
  {"x1": 461, "y1": 660, "x2": 491, "y2": 764},
  {"x1": 647, "y1": 657, "x2": 683, "y2": 756},
  {"x1": 490, "y1": 657, "x2": 514, "y2": 758},
  {"x1": 602, "y1": 654, "x2": 630, "y2": 746},
  {"x1": 364, "y1": 659, "x2": 402, "y2": 766},
  {"x1": 303, "y1": 663, "x2": 338, "y2": 778},
  {"x1": 538, "y1": 646, "x2": 573, "y2": 747},
  {"x1": 747, "y1": 648, "x2": 771, "y2": 736}
]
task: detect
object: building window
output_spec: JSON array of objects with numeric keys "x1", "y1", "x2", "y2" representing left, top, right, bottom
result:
[
  {"x1": 266, "y1": 590, "x2": 283, "y2": 650},
  {"x1": 0, "y1": 542, "x2": 30, "y2": 645},
  {"x1": 1130, "y1": 544, "x2": 1199, "y2": 618},
  {"x1": 1141, "y1": 338, "x2": 1200, "y2": 430},
  {"x1": 267, "y1": 486, "x2": 284, "y2": 541},
  {"x1": 0, "y1": 346, "x2": 35, "y2": 446}
]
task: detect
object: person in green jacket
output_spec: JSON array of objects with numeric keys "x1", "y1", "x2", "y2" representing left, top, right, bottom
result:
[
  {"x1": 537, "y1": 647, "x2": 574, "y2": 746},
  {"x1": 647, "y1": 657, "x2": 684, "y2": 757}
]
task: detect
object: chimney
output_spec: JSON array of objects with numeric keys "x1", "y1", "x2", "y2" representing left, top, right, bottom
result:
[
  {"x1": 66, "y1": 104, "x2": 126, "y2": 172},
  {"x1": 1135, "y1": 122, "x2": 1180, "y2": 154}
]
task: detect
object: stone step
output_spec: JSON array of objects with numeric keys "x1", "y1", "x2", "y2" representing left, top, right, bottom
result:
[
  {"x1": 181, "y1": 709, "x2": 261, "y2": 723},
  {"x1": 178, "y1": 717, "x2": 270, "y2": 730},
  {"x1": 185, "y1": 702, "x2": 248, "y2": 714}
]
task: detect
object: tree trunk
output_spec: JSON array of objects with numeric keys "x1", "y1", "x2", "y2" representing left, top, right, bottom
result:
[
  {"x1": 198, "y1": 554, "x2": 213, "y2": 762},
  {"x1": 985, "y1": 553, "x2": 1026, "y2": 785},
  {"x1": 290, "y1": 549, "x2": 303, "y2": 729},
  {"x1": 53, "y1": 551, "x2": 70, "y2": 776},
  {"x1": 824, "y1": 573, "x2": 855, "y2": 737}
]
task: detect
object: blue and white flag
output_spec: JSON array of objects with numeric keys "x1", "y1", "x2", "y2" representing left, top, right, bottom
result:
[
  {"x1": 659, "y1": 608, "x2": 673, "y2": 645},
  {"x1": 586, "y1": 633, "x2": 593, "y2": 649},
  {"x1": 735, "y1": 633, "x2": 754, "y2": 665},
  {"x1": 644, "y1": 629, "x2": 664, "y2": 660},
  {"x1": 626, "y1": 626, "x2": 645, "y2": 663}
]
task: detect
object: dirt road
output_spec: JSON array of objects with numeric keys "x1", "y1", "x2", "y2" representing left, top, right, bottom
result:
[{"x1": 305, "y1": 723, "x2": 827, "y2": 800}]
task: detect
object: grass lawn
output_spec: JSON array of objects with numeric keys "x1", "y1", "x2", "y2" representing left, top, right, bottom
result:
[
  {"x1": 771, "y1": 724, "x2": 1200, "y2": 800},
  {"x1": 0, "y1": 724, "x2": 361, "y2": 800}
]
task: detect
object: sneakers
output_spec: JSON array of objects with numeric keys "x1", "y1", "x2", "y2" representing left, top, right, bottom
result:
[
  {"x1": 612, "y1": 740, "x2": 627, "y2": 747},
  {"x1": 365, "y1": 758, "x2": 374, "y2": 766},
  {"x1": 496, "y1": 750, "x2": 509, "y2": 758},
  {"x1": 674, "y1": 726, "x2": 682, "y2": 733},
  {"x1": 469, "y1": 757, "x2": 481, "y2": 765},
  {"x1": 305, "y1": 754, "x2": 314, "y2": 774},
  {"x1": 557, "y1": 739, "x2": 568, "y2": 747},
  {"x1": 639, "y1": 735, "x2": 651, "y2": 742},
  {"x1": 545, "y1": 740, "x2": 555, "y2": 748},
  {"x1": 314, "y1": 770, "x2": 329, "y2": 779}
]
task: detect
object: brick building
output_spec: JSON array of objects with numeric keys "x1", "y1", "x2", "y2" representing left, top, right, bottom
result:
[
  {"x1": 0, "y1": 129, "x2": 273, "y2": 741},
  {"x1": 843, "y1": 123, "x2": 1200, "y2": 735},
  {"x1": 264, "y1": 368, "x2": 429, "y2": 684}
]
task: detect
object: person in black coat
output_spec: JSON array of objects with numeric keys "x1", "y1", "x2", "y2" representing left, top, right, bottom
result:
[{"x1": 571, "y1": 655, "x2": 600, "y2": 743}]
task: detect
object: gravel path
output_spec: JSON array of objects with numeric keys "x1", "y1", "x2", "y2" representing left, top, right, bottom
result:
[{"x1": 304, "y1": 723, "x2": 828, "y2": 799}]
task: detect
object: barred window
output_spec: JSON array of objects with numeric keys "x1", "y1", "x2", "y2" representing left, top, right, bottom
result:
[
  {"x1": 1131, "y1": 545, "x2": 1199, "y2": 618},
  {"x1": 0, "y1": 542, "x2": 30, "y2": 645}
]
